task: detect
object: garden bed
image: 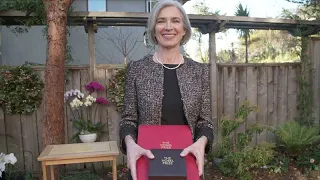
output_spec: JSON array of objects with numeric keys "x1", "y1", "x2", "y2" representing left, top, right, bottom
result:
[{"x1": 99, "y1": 162, "x2": 315, "y2": 180}]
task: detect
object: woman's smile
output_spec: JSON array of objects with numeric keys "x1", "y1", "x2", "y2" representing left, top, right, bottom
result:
[{"x1": 155, "y1": 6, "x2": 186, "y2": 48}]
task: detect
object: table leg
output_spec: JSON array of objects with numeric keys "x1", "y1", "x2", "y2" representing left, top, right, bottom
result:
[
  {"x1": 112, "y1": 157, "x2": 117, "y2": 180},
  {"x1": 50, "y1": 165, "x2": 55, "y2": 180},
  {"x1": 42, "y1": 162, "x2": 47, "y2": 180}
]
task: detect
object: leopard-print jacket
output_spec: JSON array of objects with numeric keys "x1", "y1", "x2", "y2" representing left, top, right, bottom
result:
[{"x1": 119, "y1": 54, "x2": 214, "y2": 154}]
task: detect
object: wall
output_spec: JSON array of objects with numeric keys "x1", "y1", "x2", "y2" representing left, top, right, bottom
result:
[
  {"x1": 311, "y1": 37, "x2": 320, "y2": 127},
  {"x1": 1, "y1": 0, "x2": 155, "y2": 66}
]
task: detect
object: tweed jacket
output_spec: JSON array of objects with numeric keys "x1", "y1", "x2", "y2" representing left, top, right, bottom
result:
[{"x1": 119, "y1": 54, "x2": 214, "y2": 155}]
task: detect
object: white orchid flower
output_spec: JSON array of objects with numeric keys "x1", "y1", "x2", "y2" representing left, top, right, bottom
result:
[
  {"x1": 4, "y1": 153, "x2": 17, "y2": 165},
  {"x1": 84, "y1": 101, "x2": 92, "y2": 106},
  {"x1": 0, "y1": 161, "x2": 5, "y2": 172}
]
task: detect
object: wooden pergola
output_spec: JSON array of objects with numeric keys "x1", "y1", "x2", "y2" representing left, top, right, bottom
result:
[{"x1": 1, "y1": 10, "x2": 320, "y2": 124}]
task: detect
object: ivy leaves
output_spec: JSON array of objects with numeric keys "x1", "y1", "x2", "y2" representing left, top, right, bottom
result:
[
  {"x1": 108, "y1": 67, "x2": 126, "y2": 112},
  {"x1": 0, "y1": 65, "x2": 44, "y2": 114}
]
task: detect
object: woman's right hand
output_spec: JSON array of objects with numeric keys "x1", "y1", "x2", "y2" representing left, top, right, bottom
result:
[{"x1": 125, "y1": 135, "x2": 155, "y2": 180}]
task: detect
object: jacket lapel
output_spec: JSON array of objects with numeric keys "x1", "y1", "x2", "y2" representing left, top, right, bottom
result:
[{"x1": 176, "y1": 59, "x2": 193, "y2": 126}]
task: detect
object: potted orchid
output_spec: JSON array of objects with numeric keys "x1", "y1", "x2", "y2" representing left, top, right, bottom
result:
[
  {"x1": 0, "y1": 153, "x2": 17, "y2": 179},
  {"x1": 64, "y1": 81, "x2": 110, "y2": 143}
]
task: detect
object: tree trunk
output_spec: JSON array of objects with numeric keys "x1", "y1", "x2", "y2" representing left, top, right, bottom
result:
[
  {"x1": 42, "y1": 0, "x2": 72, "y2": 148},
  {"x1": 42, "y1": 0, "x2": 72, "y2": 146},
  {"x1": 42, "y1": 0, "x2": 73, "y2": 178}
]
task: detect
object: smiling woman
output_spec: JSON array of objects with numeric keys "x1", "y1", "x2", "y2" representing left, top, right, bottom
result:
[{"x1": 118, "y1": 0, "x2": 214, "y2": 180}]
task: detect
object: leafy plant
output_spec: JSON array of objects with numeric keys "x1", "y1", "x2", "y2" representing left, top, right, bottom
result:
[
  {"x1": 271, "y1": 120, "x2": 320, "y2": 156},
  {"x1": 0, "y1": 65, "x2": 44, "y2": 114},
  {"x1": 213, "y1": 101, "x2": 276, "y2": 179},
  {"x1": 0, "y1": 152, "x2": 17, "y2": 179},
  {"x1": 216, "y1": 100, "x2": 260, "y2": 157},
  {"x1": 268, "y1": 154, "x2": 289, "y2": 174},
  {"x1": 0, "y1": 0, "x2": 46, "y2": 32},
  {"x1": 64, "y1": 81, "x2": 109, "y2": 141},
  {"x1": 108, "y1": 67, "x2": 126, "y2": 112},
  {"x1": 70, "y1": 119, "x2": 106, "y2": 142},
  {"x1": 219, "y1": 142, "x2": 275, "y2": 180},
  {"x1": 296, "y1": 144, "x2": 320, "y2": 171}
]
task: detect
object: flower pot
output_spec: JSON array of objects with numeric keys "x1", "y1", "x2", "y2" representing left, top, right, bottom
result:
[
  {"x1": 310, "y1": 170, "x2": 320, "y2": 179},
  {"x1": 79, "y1": 133, "x2": 97, "y2": 143}
]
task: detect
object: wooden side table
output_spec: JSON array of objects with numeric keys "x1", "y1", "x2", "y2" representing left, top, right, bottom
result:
[{"x1": 37, "y1": 141, "x2": 119, "y2": 180}]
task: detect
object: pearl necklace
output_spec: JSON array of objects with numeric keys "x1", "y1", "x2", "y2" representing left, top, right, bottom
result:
[{"x1": 154, "y1": 53, "x2": 183, "y2": 70}]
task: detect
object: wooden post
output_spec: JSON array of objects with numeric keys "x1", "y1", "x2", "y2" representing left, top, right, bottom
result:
[
  {"x1": 88, "y1": 22, "x2": 96, "y2": 81},
  {"x1": 311, "y1": 37, "x2": 320, "y2": 128},
  {"x1": 209, "y1": 31, "x2": 218, "y2": 148}
]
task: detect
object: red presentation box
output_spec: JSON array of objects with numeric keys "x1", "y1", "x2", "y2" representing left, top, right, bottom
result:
[{"x1": 136, "y1": 125, "x2": 200, "y2": 180}]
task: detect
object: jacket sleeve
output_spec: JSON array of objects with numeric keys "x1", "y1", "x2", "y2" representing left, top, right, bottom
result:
[
  {"x1": 119, "y1": 61, "x2": 139, "y2": 155},
  {"x1": 194, "y1": 63, "x2": 215, "y2": 154}
]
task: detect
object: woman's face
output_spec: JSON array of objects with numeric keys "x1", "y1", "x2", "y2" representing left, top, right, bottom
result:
[{"x1": 154, "y1": 6, "x2": 186, "y2": 49}]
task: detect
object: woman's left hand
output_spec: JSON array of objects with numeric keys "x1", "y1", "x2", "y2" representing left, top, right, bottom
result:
[{"x1": 180, "y1": 136, "x2": 207, "y2": 176}]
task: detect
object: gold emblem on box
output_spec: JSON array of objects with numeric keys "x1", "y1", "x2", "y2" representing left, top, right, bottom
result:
[
  {"x1": 162, "y1": 157, "x2": 174, "y2": 165},
  {"x1": 160, "y1": 142, "x2": 172, "y2": 149}
]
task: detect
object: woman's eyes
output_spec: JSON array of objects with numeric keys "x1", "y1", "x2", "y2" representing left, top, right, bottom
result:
[{"x1": 157, "y1": 19, "x2": 180, "y2": 23}]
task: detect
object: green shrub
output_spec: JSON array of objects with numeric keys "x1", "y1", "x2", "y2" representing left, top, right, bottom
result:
[
  {"x1": 271, "y1": 121, "x2": 320, "y2": 156},
  {"x1": 213, "y1": 101, "x2": 276, "y2": 180},
  {"x1": 268, "y1": 154, "x2": 289, "y2": 174},
  {"x1": 219, "y1": 142, "x2": 276, "y2": 180},
  {"x1": 108, "y1": 67, "x2": 126, "y2": 112},
  {"x1": 0, "y1": 65, "x2": 44, "y2": 114},
  {"x1": 296, "y1": 143, "x2": 320, "y2": 171}
]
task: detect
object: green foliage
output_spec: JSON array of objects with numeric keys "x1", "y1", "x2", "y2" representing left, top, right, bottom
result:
[
  {"x1": 0, "y1": 0, "x2": 46, "y2": 33},
  {"x1": 296, "y1": 144, "x2": 320, "y2": 170},
  {"x1": 234, "y1": 3, "x2": 251, "y2": 63},
  {"x1": 218, "y1": 100, "x2": 260, "y2": 155},
  {"x1": 296, "y1": 76, "x2": 315, "y2": 126},
  {"x1": 234, "y1": 3, "x2": 251, "y2": 39},
  {"x1": 0, "y1": 65, "x2": 44, "y2": 114},
  {"x1": 108, "y1": 67, "x2": 126, "y2": 112},
  {"x1": 213, "y1": 101, "x2": 276, "y2": 179},
  {"x1": 246, "y1": 30, "x2": 300, "y2": 63},
  {"x1": 271, "y1": 121, "x2": 320, "y2": 156},
  {"x1": 296, "y1": 37, "x2": 315, "y2": 127},
  {"x1": 286, "y1": 0, "x2": 319, "y2": 7},
  {"x1": 281, "y1": 6, "x2": 317, "y2": 126},
  {"x1": 61, "y1": 172, "x2": 100, "y2": 180},
  {"x1": 268, "y1": 154, "x2": 290, "y2": 174},
  {"x1": 2, "y1": 163, "x2": 30, "y2": 180},
  {"x1": 24, "y1": 172, "x2": 34, "y2": 180},
  {"x1": 219, "y1": 142, "x2": 276, "y2": 180},
  {"x1": 70, "y1": 119, "x2": 106, "y2": 142}
]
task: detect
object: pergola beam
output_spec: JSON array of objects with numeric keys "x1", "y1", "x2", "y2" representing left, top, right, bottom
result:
[{"x1": 1, "y1": 10, "x2": 320, "y2": 34}]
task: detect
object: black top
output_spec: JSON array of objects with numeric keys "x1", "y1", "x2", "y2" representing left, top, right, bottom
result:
[{"x1": 161, "y1": 64, "x2": 188, "y2": 125}]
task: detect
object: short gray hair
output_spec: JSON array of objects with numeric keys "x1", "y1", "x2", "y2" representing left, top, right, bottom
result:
[{"x1": 147, "y1": 0, "x2": 192, "y2": 46}]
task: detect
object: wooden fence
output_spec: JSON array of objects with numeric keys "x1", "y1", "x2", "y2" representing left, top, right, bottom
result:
[
  {"x1": 0, "y1": 66, "x2": 127, "y2": 174},
  {"x1": 216, "y1": 63, "x2": 300, "y2": 145},
  {"x1": 0, "y1": 63, "x2": 302, "y2": 174}
]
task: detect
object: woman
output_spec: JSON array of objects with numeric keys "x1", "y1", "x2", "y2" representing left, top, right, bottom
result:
[{"x1": 119, "y1": 0, "x2": 214, "y2": 179}]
